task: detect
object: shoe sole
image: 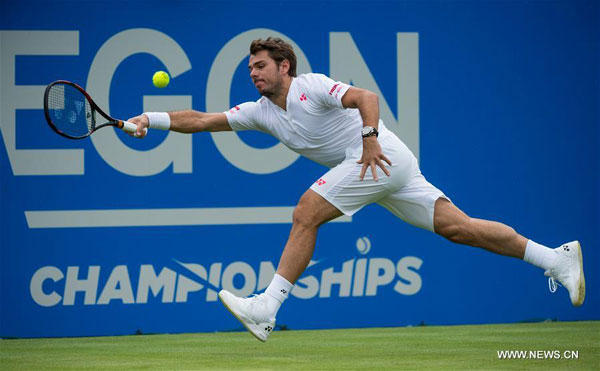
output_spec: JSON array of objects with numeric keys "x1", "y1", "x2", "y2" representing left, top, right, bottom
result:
[
  {"x1": 218, "y1": 291, "x2": 267, "y2": 342},
  {"x1": 574, "y1": 241, "x2": 585, "y2": 306}
]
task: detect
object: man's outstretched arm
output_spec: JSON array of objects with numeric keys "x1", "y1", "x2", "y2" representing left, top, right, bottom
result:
[{"x1": 127, "y1": 110, "x2": 231, "y2": 137}]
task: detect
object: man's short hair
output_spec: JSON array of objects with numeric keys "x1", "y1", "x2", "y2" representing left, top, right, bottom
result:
[{"x1": 250, "y1": 37, "x2": 297, "y2": 77}]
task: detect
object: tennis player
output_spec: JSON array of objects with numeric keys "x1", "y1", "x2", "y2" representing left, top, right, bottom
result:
[{"x1": 128, "y1": 37, "x2": 585, "y2": 342}]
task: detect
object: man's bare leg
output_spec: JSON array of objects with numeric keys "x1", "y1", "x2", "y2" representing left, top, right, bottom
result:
[
  {"x1": 260, "y1": 189, "x2": 341, "y2": 314},
  {"x1": 218, "y1": 189, "x2": 343, "y2": 341},
  {"x1": 433, "y1": 198, "x2": 527, "y2": 258},
  {"x1": 253, "y1": 189, "x2": 342, "y2": 314},
  {"x1": 432, "y1": 197, "x2": 584, "y2": 306},
  {"x1": 276, "y1": 189, "x2": 343, "y2": 283}
]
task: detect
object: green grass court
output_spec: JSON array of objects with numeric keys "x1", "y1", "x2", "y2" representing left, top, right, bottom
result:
[{"x1": 1, "y1": 321, "x2": 598, "y2": 370}]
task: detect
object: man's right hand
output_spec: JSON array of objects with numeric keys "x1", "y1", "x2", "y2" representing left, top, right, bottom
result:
[{"x1": 126, "y1": 114, "x2": 150, "y2": 138}]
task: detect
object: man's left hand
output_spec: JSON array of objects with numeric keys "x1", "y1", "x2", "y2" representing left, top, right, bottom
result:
[{"x1": 357, "y1": 137, "x2": 392, "y2": 181}]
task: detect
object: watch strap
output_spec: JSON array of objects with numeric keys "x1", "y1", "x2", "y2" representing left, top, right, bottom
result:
[{"x1": 362, "y1": 126, "x2": 379, "y2": 138}]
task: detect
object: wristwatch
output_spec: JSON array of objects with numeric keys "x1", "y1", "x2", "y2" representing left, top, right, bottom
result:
[{"x1": 361, "y1": 126, "x2": 379, "y2": 138}]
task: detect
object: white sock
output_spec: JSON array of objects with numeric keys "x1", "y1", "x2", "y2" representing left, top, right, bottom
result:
[
  {"x1": 264, "y1": 274, "x2": 293, "y2": 316},
  {"x1": 523, "y1": 240, "x2": 558, "y2": 270}
]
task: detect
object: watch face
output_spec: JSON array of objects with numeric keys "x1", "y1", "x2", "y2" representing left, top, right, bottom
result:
[{"x1": 362, "y1": 126, "x2": 373, "y2": 135}]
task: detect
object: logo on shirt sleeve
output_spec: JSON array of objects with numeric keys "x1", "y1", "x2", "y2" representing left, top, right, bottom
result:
[
  {"x1": 329, "y1": 83, "x2": 339, "y2": 96},
  {"x1": 334, "y1": 86, "x2": 343, "y2": 99},
  {"x1": 228, "y1": 105, "x2": 241, "y2": 114}
]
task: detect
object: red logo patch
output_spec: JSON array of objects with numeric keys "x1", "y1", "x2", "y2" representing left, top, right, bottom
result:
[
  {"x1": 316, "y1": 178, "x2": 326, "y2": 186},
  {"x1": 334, "y1": 86, "x2": 342, "y2": 99},
  {"x1": 299, "y1": 93, "x2": 307, "y2": 101},
  {"x1": 329, "y1": 83, "x2": 339, "y2": 95}
]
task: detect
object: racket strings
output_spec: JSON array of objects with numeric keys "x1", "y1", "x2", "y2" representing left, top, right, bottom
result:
[{"x1": 47, "y1": 83, "x2": 94, "y2": 137}]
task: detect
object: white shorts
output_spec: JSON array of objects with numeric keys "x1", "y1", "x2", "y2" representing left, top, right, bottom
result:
[{"x1": 310, "y1": 133, "x2": 449, "y2": 232}]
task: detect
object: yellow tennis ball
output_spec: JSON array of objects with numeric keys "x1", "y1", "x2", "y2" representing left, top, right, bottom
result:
[{"x1": 152, "y1": 71, "x2": 170, "y2": 88}]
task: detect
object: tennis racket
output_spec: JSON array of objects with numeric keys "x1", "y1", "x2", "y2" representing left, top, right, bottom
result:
[{"x1": 43, "y1": 80, "x2": 147, "y2": 139}]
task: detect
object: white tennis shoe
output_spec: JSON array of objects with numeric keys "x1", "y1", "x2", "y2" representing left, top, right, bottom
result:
[
  {"x1": 218, "y1": 290, "x2": 275, "y2": 342},
  {"x1": 544, "y1": 241, "x2": 585, "y2": 306}
]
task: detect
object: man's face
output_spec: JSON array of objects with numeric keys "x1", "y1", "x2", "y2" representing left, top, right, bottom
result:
[{"x1": 248, "y1": 50, "x2": 285, "y2": 98}]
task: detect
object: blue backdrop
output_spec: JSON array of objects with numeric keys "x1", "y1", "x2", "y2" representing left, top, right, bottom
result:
[{"x1": 1, "y1": 0, "x2": 598, "y2": 338}]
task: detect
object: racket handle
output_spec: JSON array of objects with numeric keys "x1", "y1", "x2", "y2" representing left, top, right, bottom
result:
[{"x1": 120, "y1": 120, "x2": 148, "y2": 136}]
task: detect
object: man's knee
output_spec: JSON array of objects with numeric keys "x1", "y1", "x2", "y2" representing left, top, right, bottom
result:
[
  {"x1": 292, "y1": 190, "x2": 341, "y2": 228},
  {"x1": 437, "y1": 219, "x2": 477, "y2": 245},
  {"x1": 434, "y1": 199, "x2": 477, "y2": 245},
  {"x1": 292, "y1": 193, "x2": 322, "y2": 228},
  {"x1": 293, "y1": 204, "x2": 315, "y2": 228}
]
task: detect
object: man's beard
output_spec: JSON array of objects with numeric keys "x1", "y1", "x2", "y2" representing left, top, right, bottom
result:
[
  {"x1": 261, "y1": 89, "x2": 275, "y2": 98},
  {"x1": 258, "y1": 77, "x2": 282, "y2": 99}
]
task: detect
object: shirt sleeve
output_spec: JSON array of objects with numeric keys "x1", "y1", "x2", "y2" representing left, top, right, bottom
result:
[
  {"x1": 223, "y1": 101, "x2": 260, "y2": 131},
  {"x1": 304, "y1": 73, "x2": 351, "y2": 109}
]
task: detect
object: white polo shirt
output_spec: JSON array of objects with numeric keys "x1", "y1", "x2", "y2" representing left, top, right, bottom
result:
[{"x1": 224, "y1": 73, "x2": 391, "y2": 168}]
